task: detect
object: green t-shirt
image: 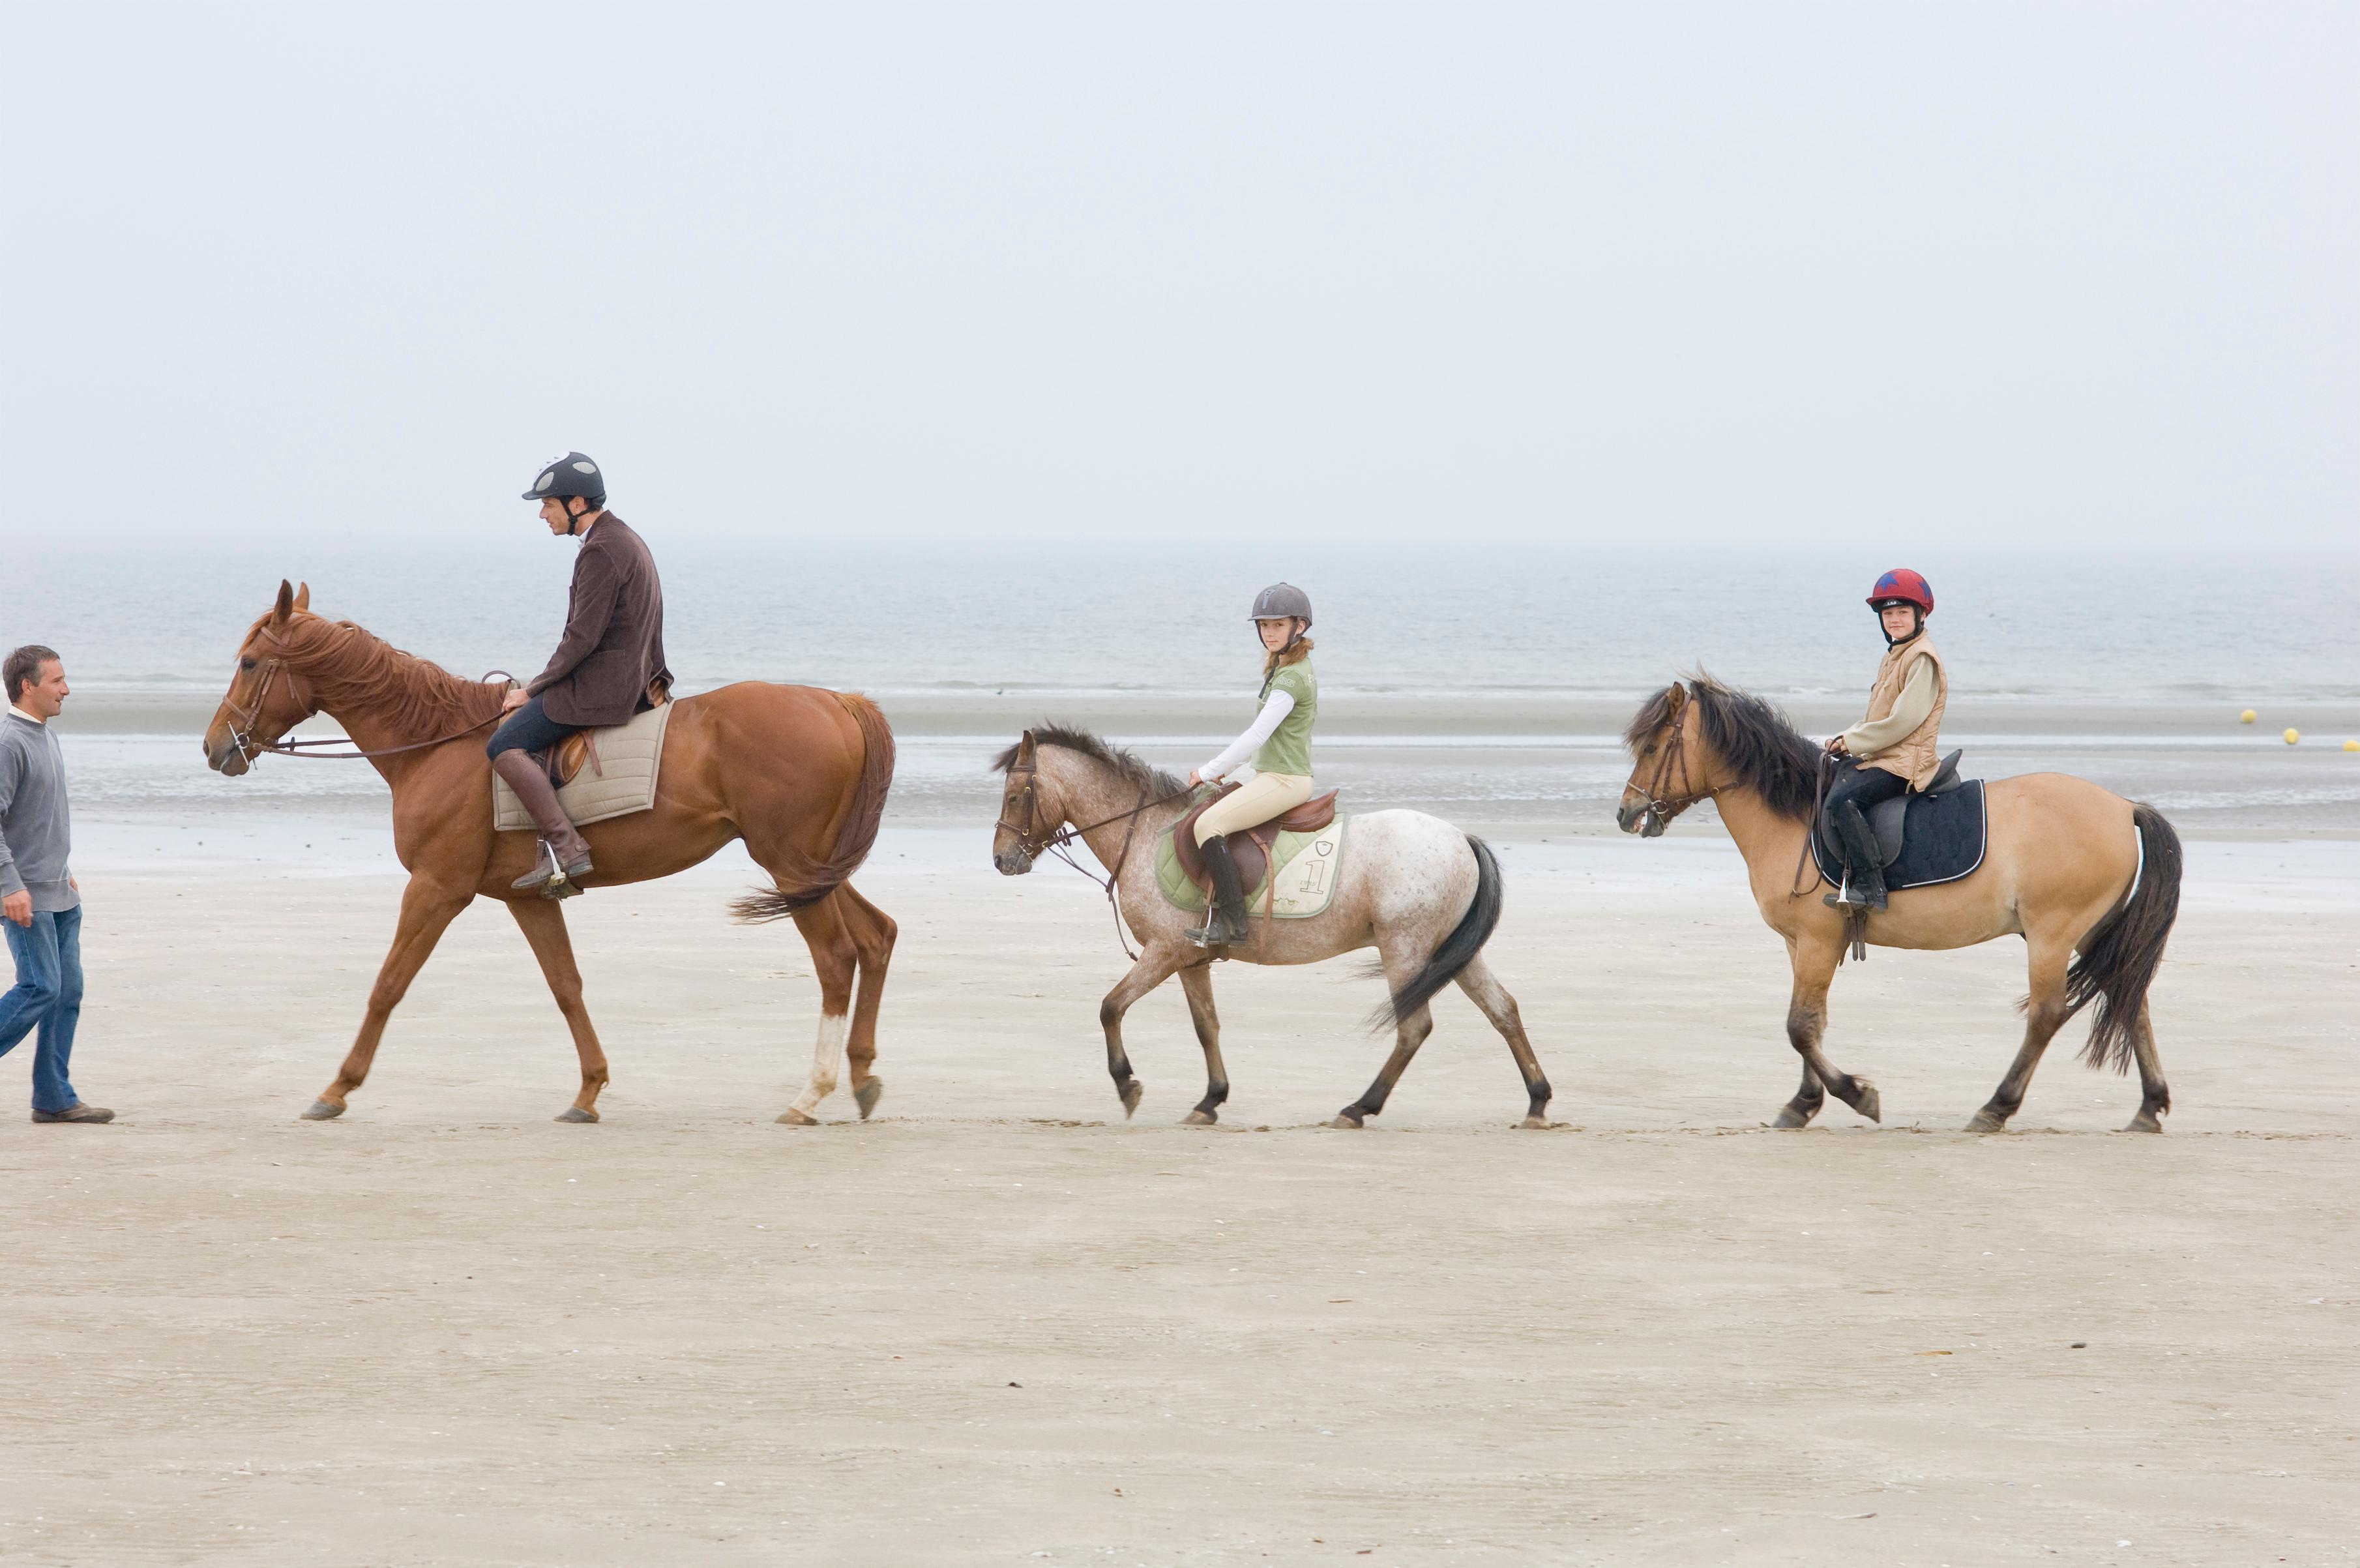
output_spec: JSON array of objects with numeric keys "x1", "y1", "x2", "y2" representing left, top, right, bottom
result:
[{"x1": 1253, "y1": 660, "x2": 1318, "y2": 777}]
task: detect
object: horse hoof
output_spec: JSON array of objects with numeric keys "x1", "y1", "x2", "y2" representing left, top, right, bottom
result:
[
  {"x1": 853, "y1": 1080, "x2": 884, "y2": 1121},
  {"x1": 1181, "y1": 1109, "x2": 1218, "y2": 1126},
  {"x1": 777, "y1": 1107, "x2": 820, "y2": 1126},
  {"x1": 1852, "y1": 1082, "x2": 1883, "y2": 1123},
  {"x1": 301, "y1": 1099, "x2": 345, "y2": 1121},
  {"x1": 1118, "y1": 1080, "x2": 1144, "y2": 1119},
  {"x1": 1518, "y1": 1115, "x2": 1553, "y2": 1130},
  {"x1": 1329, "y1": 1111, "x2": 1365, "y2": 1129},
  {"x1": 2123, "y1": 1113, "x2": 2164, "y2": 1134},
  {"x1": 1964, "y1": 1110, "x2": 2009, "y2": 1134},
  {"x1": 1769, "y1": 1106, "x2": 1815, "y2": 1129},
  {"x1": 555, "y1": 1106, "x2": 599, "y2": 1124}
]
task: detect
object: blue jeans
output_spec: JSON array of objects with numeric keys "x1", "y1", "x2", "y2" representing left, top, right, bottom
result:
[{"x1": 0, "y1": 906, "x2": 85, "y2": 1114}]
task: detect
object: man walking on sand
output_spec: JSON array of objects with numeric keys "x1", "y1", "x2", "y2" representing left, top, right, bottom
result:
[{"x1": 0, "y1": 645, "x2": 110, "y2": 1123}]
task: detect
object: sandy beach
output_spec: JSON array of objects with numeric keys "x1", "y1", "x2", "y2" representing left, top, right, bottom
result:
[{"x1": 4, "y1": 794, "x2": 2354, "y2": 1565}]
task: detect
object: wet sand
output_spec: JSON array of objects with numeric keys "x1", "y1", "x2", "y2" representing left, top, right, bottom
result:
[{"x1": 2, "y1": 833, "x2": 2353, "y2": 1565}]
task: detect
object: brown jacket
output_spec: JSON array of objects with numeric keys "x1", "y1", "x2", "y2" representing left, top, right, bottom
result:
[
  {"x1": 1857, "y1": 631, "x2": 1947, "y2": 789},
  {"x1": 527, "y1": 513, "x2": 672, "y2": 728}
]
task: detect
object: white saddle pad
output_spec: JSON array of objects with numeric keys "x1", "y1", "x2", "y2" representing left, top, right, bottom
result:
[{"x1": 492, "y1": 702, "x2": 675, "y2": 831}]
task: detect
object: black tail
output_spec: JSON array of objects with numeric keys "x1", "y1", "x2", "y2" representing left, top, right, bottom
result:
[
  {"x1": 2067, "y1": 803, "x2": 2183, "y2": 1073},
  {"x1": 1366, "y1": 835, "x2": 1504, "y2": 1033}
]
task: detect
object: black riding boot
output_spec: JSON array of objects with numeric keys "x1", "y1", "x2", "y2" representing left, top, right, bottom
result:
[
  {"x1": 492, "y1": 750, "x2": 594, "y2": 898},
  {"x1": 1188, "y1": 835, "x2": 1252, "y2": 947},
  {"x1": 1824, "y1": 799, "x2": 1889, "y2": 912}
]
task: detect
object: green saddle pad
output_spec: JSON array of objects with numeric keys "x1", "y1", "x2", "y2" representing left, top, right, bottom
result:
[{"x1": 1155, "y1": 816, "x2": 1350, "y2": 920}]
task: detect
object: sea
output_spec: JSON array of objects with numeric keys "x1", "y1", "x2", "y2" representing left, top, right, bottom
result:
[{"x1": 6, "y1": 539, "x2": 2356, "y2": 866}]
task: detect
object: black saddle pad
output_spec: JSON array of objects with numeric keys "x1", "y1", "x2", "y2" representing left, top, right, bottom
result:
[{"x1": 1813, "y1": 779, "x2": 1990, "y2": 893}]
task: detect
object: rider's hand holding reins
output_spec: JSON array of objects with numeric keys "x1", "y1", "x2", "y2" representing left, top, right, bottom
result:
[
  {"x1": 501, "y1": 688, "x2": 529, "y2": 713},
  {"x1": 1825, "y1": 736, "x2": 1849, "y2": 755}
]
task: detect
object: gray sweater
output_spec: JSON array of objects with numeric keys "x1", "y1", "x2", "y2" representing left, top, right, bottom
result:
[{"x1": 0, "y1": 710, "x2": 76, "y2": 912}]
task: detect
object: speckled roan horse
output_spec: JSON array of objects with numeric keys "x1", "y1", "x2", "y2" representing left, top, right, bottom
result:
[
  {"x1": 990, "y1": 726, "x2": 1552, "y2": 1128},
  {"x1": 1616, "y1": 676, "x2": 2183, "y2": 1132},
  {"x1": 202, "y1": 581, "x2": 898, "y2": 1125}
]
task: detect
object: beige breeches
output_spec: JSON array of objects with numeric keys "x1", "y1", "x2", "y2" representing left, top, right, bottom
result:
[{"x1": 1194, "y1": 772, "x2": 1314, "y2": 845}]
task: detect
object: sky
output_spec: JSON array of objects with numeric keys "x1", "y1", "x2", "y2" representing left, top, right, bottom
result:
[{"x1": 3, "y1": 2, "x2": 2353, "y2": 552}]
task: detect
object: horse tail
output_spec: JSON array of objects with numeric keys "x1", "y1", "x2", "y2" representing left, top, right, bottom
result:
[
  {"x1": 730, "y1": 692, "x2": 898, "y2": 923},
  {"x1": 1367, "y1": 835, "x2": 1504, "y2": 1033},
  {"x1": 2066, "y1": 803, "x2": 2183, "y2": 1073}
]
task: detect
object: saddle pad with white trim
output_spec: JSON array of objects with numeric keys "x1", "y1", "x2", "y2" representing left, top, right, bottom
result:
[{"x1": 492, "y1": 701, "x2": 675, "y2": 831}]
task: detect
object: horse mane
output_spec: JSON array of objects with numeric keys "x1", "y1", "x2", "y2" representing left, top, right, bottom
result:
[
  {"x1": 277, "y1": 615, "x2": 509, "y2": 741},
  {"x1": 990, "y1": 723, "x2": 1187, "y2": 796},
  {"x1": 1627, "y1": 673, "x2": 1821, "y2": 821}
]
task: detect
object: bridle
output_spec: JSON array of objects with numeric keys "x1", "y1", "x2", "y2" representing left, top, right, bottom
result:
[
  {"x1": 222, "y1": 637, "x2": 509, "y2": 763},
  {"x1": 1632, "y1": 694, "x2": 1713, "y2": 838},
  {"x1": 997, "y1": 735, "x2": 1191, "y2": 960}
]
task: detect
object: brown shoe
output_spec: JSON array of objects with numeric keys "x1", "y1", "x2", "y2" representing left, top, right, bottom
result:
[
  {"x1": 492, "y1": 750, "x2": 594, "y2": 896},
  {"x1": 32, "y1": 1103, "x2": 115, "y2": 1123}
]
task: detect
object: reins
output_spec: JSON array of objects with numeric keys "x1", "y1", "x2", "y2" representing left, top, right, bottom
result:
[
  {"x1": 226, "y1": 651, "x2": 515, "y2": 763},
  {"x1": 1789, "y1": 748, "x2": 1835, "y2": 899},
  {"x1": 997, "y1": 745, "x2": 1192, "y2": 961}
]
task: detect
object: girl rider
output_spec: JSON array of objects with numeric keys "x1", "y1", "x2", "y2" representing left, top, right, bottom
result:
[
  {"x1": 1822, "y1": 567, "x2": 1946, "y2": 913},
  {"x1": 1184, "y1": 583, "x2": 1319, "y2": 947}
]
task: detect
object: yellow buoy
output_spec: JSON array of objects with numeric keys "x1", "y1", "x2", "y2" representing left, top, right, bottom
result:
[
  {"x1": 2241, "y1": 709, "x2": 2256, "y2": 724},
  {"x1": 2346, "y1": 739, "x2": 2358, "y2": 752},
  {"x1": 2284, "y1": 728, "x2": 2301, "y2": 745}
]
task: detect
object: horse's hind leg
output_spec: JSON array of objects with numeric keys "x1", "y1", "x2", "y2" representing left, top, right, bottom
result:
[
  {"x1": 2126, "y1": 999, "x2": 2170, "y2": 1134},
  {"x1": 1966, "y1": 928, "x2": 2072, "y2": 1133},
  {"x1": 507, "y1": 898, "x2": 610, "y2": 1123},
  {"x1": 1334, "y1": 936, "x2": 1436, "y2": 1129},
  {"x1": 778, "y1": 896, "x2": 859, "y2": 1125},
  {"x1": 836, "y1": 885, "x2": 898, "y2": 1120},
  {"x1": 1177, "y1": 963, "x2": 1228, "y2": 1125},
  {"x1": 1779, "y1": 935, "x2": 1881, "y2": 1125},
  {"x1": 306, "y1": 874, "x2": 471, "y2": 1119},
  {"x1": 1453, "y1": 955, "x2": 1551, "y2": 1128}
]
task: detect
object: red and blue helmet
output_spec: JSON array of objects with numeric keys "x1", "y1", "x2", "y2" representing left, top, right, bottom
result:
[{"x1": 1867, "y1": 568, "x2": 1933, "y2": 614}]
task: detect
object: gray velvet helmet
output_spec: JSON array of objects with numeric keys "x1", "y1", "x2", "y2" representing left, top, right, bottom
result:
[
  {"x1": 1249, "y1": 582, "x2": 1312, "y2": 627},
  {"x1": 523, "y1": 451, "x2": 606, "y2": 505}
]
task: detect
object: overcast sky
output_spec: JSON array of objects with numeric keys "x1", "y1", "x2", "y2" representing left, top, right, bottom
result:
[{"x1": 3, "y1": 2, "x2": 2352, "y2": 551}]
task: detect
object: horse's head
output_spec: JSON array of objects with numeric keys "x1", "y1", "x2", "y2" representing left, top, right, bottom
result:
[
  {"x1": 1616, "y1": 681, "x2": 1711, "y2": 837},
  {"x1": 990, "y1": 730, "x2": 1065, "y2": 874},
  {"x1": 203, "y1": 579, "x2": 322, "y2": 776}
]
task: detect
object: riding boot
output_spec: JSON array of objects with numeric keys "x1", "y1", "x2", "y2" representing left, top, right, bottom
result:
[
  {"x1": 492, "y1": 750, "x2": 594, "y2": 898},
  {"x1": 1823, "y1": 799, "x2": 1889, "y2": 912},
  {"x1": 1187, "y1": 835, "x2": 1252, "y2": 947}
]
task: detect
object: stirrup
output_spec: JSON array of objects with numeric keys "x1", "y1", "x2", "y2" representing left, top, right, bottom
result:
[{"x1": 514, "y1": 840, "x2": 585, "y2": 900}]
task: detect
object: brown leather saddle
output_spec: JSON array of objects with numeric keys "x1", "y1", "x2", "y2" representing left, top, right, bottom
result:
[
  {"x1": 531, "y1": 684, "x2": 671, "y2": 790},
  {"x1": 1171, "y1": 782, "x2": 1340, "y2": 902}
]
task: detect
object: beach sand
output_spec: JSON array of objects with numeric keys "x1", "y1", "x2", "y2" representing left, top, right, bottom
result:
[{"x1": 3, "y1": 824, "x2": 2353, "y2": 1565}]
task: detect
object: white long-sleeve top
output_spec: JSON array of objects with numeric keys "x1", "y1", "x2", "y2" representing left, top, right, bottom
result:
[{"x1": 1199, "y1": 689, "x2": 1296, "y2": 781}]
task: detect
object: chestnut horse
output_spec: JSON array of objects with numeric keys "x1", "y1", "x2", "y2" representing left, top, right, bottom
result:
[
  {"x1": 203, "y1": 580, "x2": 897, "y2": 1125},
  {"x1": 1617, "y1": 676, "x2": 2182, "y2": 1132}
]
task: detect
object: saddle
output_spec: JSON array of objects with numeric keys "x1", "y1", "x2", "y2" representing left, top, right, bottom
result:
[
  {"x1": 531, "y1": 685, "x2": 672, "y2": 789},
  {"x1": 1812, "y1": 748, "x2": 1990, "y2": 902},
  {"x1": 1171, "y1": 782, "x2": 1340, "y2": 900}
]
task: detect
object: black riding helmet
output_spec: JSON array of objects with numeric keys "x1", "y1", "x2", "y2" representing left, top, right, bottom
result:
[{"x1": 524, "y1": 452, "x2": 606, "y2": 507}]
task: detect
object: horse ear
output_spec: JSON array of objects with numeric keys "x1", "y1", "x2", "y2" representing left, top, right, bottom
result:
[
  {"x1": 1016, "y1": 730, "x2": 1037, "y2": 765},
  {"x1": 293, "y1": 582, "x2": 310, "y2": 612},
  {"x1": 272, "y1": 580, "x2": 295, "y2": 627},
  {"x1": 1666, "y1": 683, "x2": 1689, "y2": 717}
]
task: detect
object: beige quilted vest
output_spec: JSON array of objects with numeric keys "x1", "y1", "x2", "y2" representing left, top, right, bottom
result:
[{"x1": 1861, "y1": 630, "x2": 1947, "y2": 789}]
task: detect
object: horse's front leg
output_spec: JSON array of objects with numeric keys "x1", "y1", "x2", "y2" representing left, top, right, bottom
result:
[
  {"x1": 1777, "y1": 934, "x2": 1881, "y2": 1125},
  {"x1": 304, "y1": 875, "x2": 475, "y2": 1119},
  {"x1": 1177, "y1": 962, "x2": 1228, "y2": 1125},
  {"x1": 1099, "y1": 944, "x2": 1187, "y2": 1119},
  {"x1": 506, "y1": 896, "x2": 610, "y2": 1123}
]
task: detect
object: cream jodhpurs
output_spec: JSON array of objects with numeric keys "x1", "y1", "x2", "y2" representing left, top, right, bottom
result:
[{"x1": 1193, "y1": 772, "x2": 1314, "y2": 845}]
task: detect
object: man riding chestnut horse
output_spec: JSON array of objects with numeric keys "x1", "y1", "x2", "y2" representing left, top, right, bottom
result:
[{"x1": 490, "y1": 452, "x2": 672, "y2": 900}]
